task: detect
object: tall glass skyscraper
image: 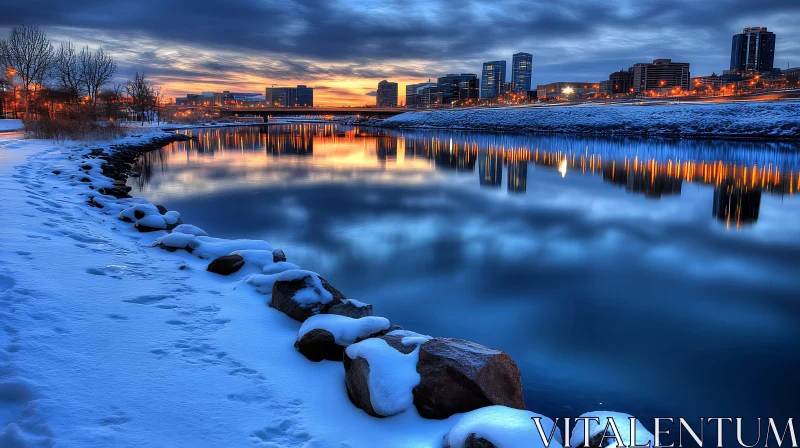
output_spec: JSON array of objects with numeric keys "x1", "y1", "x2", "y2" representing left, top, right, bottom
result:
[
  {"x1": 480, "y1": 61, "x2": 506, "y2": 99},
  {"x1": 511, "y1": 53, "x2": 532, "y2": 93},
  {"x1": 730, "y1": 27, "x2": 776, "y2": 73}
]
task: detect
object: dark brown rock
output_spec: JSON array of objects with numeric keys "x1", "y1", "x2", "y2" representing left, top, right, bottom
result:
[
  {"x1": 343, "y1": 355, "x2": 378, "y2": 416},
  {"x1": 272, "y1": 249, "x2": 286, "y2": 263},
  {"x1": 156, "y1": 205, "x2": 168, "y2": 215},
  {"x1": 326, "y1": 300, "x2": 373, "y2": 319},
  {"x1": 294, "y1": 328, "x2": 342, "y2": 362},
  {"x1": 413, "y1": 338, "x2": 525, "y2": 420},
  {"x1": 207, "y1": 254, "x2": 245, "y2": 275},
  {"x1": 134, "y1": 222, "x2": 166, "y2": 232}
]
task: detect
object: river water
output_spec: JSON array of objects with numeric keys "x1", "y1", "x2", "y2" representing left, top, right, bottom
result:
[{"x1": 129, "y1": 123, "x2": 800, "y2": 439}]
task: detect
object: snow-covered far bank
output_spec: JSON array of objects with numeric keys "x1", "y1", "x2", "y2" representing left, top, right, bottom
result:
[
  {"x1": 121, "y1": 121, "x2": 269, "y2": 131},
  {"x1": 378, "y1": 102, "x2": 800, "y2": 141},
  {"x1": 0, "y1": 119, "x2": 23, "y2": 133},
  {"x1": 0, "y1": 130, "x2": 654, "y2": 447}
]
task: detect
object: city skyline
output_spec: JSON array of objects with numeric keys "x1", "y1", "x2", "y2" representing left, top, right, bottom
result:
[{"x1": 1, "y1": 0, "x2": 799, "y2": 105}]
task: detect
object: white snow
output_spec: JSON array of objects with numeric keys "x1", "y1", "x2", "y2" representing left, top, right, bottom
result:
[
  {"x1": 118, "y1": 203, "x2": 161, "y2": 222},
  {"x1": 344, "y1": 337, "x2": 423, "y2": 417},
  {"x1": 0, "y1": 119, "x2": 23, "y2": 132},
  {"x1": 1, "y1": 129, "x2": 463, "y2": 447},
  {"x1": 297, "y1": 315, "x2": 391, "y2": 345},
  {"x1": 570, "y1": 412, "x2": 655, "y2": 448},
  {"x1": 171, "y1": 223, "x2": 208, "y2": 236},
  {"x1": 381, "y1": 101, "x2": 800, "y2": 138},
  {"x1": 135, "y1": 214, "x2": 168, "y2": 230},
  {"x1": 389, "y1": 329, "x2": 433, "y2": 346},
  {"x1": 275, "y1": 269, "x2": 334, "y2": 305},
  {"x1": 445, "y1": 406, "x2": 563, "y2": 448},
  {"x1": 151, "y1": 232, "x2": 198, "y2": 250},
  {"x1": 191, "y1": 236, "x2": 273, "y2": 260}
]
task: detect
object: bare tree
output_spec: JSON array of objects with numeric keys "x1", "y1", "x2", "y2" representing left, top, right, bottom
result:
[
  {"x1": 125, "y1": 72, "x2": 154, "y2": 125},
  {"x1": 52, "y1": 41, "x2": 82, "y2": 104},
  {"x1": 79, "y1": 46, "x2": 116, "y2": 108},
  {"x1": 0, "y1": 26, "x2": 54, "y2": 118}
]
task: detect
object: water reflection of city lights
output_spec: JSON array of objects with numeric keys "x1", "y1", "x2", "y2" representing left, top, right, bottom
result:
[{"x1": 559, "y1": 157, "x2": 568, "y2": 178}]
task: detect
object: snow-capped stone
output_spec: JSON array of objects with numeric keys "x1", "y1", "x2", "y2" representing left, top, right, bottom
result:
[
  {"x1": 171, "y1": 224, "x2": 208, "y2": 237},
  {"x1": 413, "y1": 338, "x2": 525, "y2": 419},
  {"x1": 270, "y1": 270, "x2": 346, "y2": 322},
  {"x1": 294, "y1": 315, "x2": 391, "y2": 362},
  {"x1": 326, "y1": 298, "x2": 373, "y2": 319},
  {"x1": 151, "y1": 232, "x2": 198, "y2": 252},
  {"x1": 191, "y1": 236, "x2": 273, "y2": 260},
  {"x1": 119, "y1": 203, "x2": 160, "y2": 222},
  {"x1": 344, "y1": 330, "x2": 431, "y2": 417},
  {"x1": 134, "y1": 214, "x2": 168, "y2": 232},
  {"x1": 569, "y1": 412, "x2": 654, "y2": 448},
  {"x1": 443, "y1": 406, "x2": 563, "y2": 448},
  {"x1": 207, "y1": 254, "x2": 245, "y2": 275}
]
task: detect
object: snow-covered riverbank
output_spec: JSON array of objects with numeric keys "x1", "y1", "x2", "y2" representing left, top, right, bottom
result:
[
  {"x1": 379, "y1": 102, "x2": 800, "y2": 140},
  {"x1": 1, "y1": 130, "x2": 656, "y2": 447}
]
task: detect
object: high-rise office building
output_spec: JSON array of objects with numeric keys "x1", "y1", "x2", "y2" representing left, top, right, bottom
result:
[
  {"x1": 631, "y1": 59, "x2": 690, "y2": 93},
  {"x1": 377, "y1": 80, "x2": 398, "y2": 107},
  {"x1": 265, "y1": 87, "x2": 297, "y2": 107},
  {"x1": 730, "y1": 27, "x2": 776, "y2": 73},
  {"x1": 511, "y1": 52, "x2": 533, "y2": 93},
  {"x1": 405, "y1": 82, "x2": 438, "y2": 108},
  {"x1": 480, "y1": 61, "x2": 506, "y2": 99},
  {"x1": 437, "y1": 74, "x2": 479, "y2": 105},
  {"x1": 609, "y1": 69, "x2": 634, "y2": 94},
  {"x1": 296, "y1": 85, "x2": 314, "y2": 107}
]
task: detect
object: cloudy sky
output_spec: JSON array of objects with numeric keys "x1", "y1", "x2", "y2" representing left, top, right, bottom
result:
[{"x1": 2, "y1": 0, "x2": 799, "y2": 105}]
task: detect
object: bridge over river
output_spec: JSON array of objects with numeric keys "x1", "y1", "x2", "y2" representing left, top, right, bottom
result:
[{"x1": 218, "y1": 106, "x2": 408, "y2": 118}]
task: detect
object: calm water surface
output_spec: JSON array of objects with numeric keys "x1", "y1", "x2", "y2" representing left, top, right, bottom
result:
[{"x1": 130, "y1": 124, "x2": 800, "y2": 440}]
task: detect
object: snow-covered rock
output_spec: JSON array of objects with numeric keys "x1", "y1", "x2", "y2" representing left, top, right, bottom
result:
[
  {"x1": 327, "y1": 298, "x2": 373, "y2": 319},
  {"x1": 344, "y1": 330, "x2": 431, "y2": 417},
  {"x1": 152, "y1": 232, "x2": 198, "y2": 252},
  {"x1": 381, "y1": 102, "x2": 800, "y2": 139},
  {"x1": 414, "y1": 338, "x2": 525, "y2": 419},
  {"x1": 444, "y1": 406, "x2": 563, "y2": 448},
  {"x1": 270, "y1": 270, "x2": 356, "y2": 322},
  {"x1": 294, "y1": 314, "x2": 391, "y2": 362},
  {"x1": 191, "y1": 236, "x2": 272, "y2": 260},
  {"x1": 569, "y1": 412, "x2": 654, "y2": 448},
  {"x1": 171, "y1": 223, "x2": 208, "y2": 236}
]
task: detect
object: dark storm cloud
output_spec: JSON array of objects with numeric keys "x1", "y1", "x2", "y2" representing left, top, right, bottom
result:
[{"x1": 1, "y1": 0, "x2": 799, "y2": 92}]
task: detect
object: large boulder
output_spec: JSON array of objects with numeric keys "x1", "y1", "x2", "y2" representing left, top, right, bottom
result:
[
  {"x1": 344, "y1": 330, "x2": 431, "y2": 417},
  {"x1": 443, "y1": 406, "x2": 563, "y2": 448},
  {"x1": 207, "y1": 254, "x2": 245, "y2": 275},
  {"x1": 569, "y1": 412, "x2": 654, "y2": 448},
  {"x1": 294, "y1": 315, "x2": 390, "y2": 362},
  {"x1": 271, "y1": 270, "x2": 365, "y2": 322},
  {"x1": 413, "y1": 338, "x2": 525, "y2": 420}
]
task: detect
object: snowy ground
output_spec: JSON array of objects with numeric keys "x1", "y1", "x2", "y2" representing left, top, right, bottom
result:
[
  {"x1": 380, "y1": 102, "x2": 800, "y2": 140},
  {"x1": 0, "y1": 131, "x2": 465, "y2": 447}
]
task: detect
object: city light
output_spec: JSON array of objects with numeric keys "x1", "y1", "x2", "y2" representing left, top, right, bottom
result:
[{"x1": 562, "y1": 87, "x2": 574, "y2": 95}]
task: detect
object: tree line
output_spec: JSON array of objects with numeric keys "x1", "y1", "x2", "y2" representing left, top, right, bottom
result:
[{"x1": 0, "y1": 25, "x2": 163, "y2": 123}]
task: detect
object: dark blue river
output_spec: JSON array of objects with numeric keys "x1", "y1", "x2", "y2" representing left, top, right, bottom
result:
[{"x1": 130, "y1": 124, "x2": 800, "y2": 444}]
